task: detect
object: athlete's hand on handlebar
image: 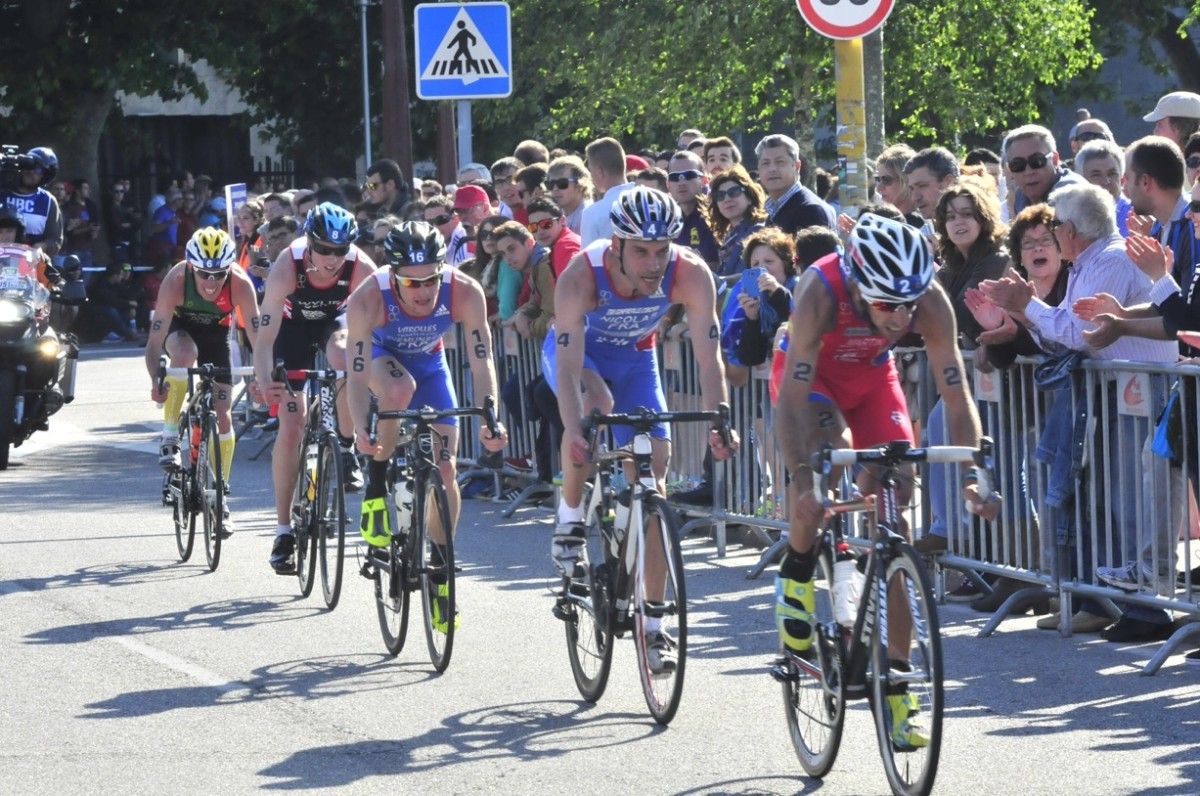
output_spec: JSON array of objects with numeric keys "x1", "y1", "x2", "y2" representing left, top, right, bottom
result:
[
  {"x1": 963, "y1": 482, "x2": 1002, "y2": 522},
  {"x1": 709, "y1": 427, "x2": 739, "y2": 460},
  {"x1": 793, "y1": 488, "x2": 829, "y2": 528},
  {"x1": 150, "y1": 380, "x2": 168, "y2": 404},
  {"x1": 355, "y1": 428, "x2": 382, "y2": 457},
  {"x1": 565, "y1": 430, "x2": 590, "y2": 467},
  {"x1": 480, "y1": 421, "x2": 509, "y2": 452}
]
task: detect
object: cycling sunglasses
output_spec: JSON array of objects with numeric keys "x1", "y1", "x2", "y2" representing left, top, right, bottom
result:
[
  {"x1": 310, "y1": 240, "x2": 350, "y2": 257},
  {"x1": 394, "y1": 269, "x2": 444, "y2": 288},
  {"x1": 528, "y1": 217, "x2": 560, "y2": 233},
  {"x1": 195, "y1": 268, "x2": 229, "y2": 282},
  {"x1": 869, "y1": 299, "x2": 917, "y2": 314},
  {"x1": 547, "y1": 177, "x2": 579, "y2": 191},
  {"x1": 668, "y1": 169, "x2": 703, "y2": 183},
  {"x1": 712, "y1": 185, "x2": 747, "y2": 202},
  {"x1": 1007, "y1": 153, "x2": 1050, "y2": 173}
]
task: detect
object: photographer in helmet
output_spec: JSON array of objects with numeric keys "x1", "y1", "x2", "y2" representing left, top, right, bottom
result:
[{"x1": 0, "y1": 147, "x2": 63, "y2": 257}]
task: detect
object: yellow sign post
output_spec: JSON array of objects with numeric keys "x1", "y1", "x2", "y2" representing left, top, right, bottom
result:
[{"x1": 834, "y1": 38, "x2": 868, "y2": 209}]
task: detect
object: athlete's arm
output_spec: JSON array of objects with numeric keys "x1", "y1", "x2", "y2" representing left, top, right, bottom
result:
[
  {"x1": 915, "y1": 282, "x2": 982, "y2": 448},
  {"x1": 552, "y1": 252, "x2": 594, "y2": 446},
  {"x1": 230, "y1": 270, "x2": 261, "y2": 349},
  {"x1": 674, "y1": 250, "x2": 739, "y2": 457},
  {"x1": 776, "y1": 269, "x2": 835, "y2": 477},
  {"x1": 452, "y1": 273, "x2": 508, "y2": 451},
  {"x1": 349, "y1": 249, "x2": 379, "y2": 291},
  {"x1": 345, "y1": 277, "x2": 382, "y2": 453},
  {"x1": 144, "y1": 265, "x2": 184, "y2": 400},
  {"x1": 252, "y1": 247, "x2": 297, "y2": 402}
]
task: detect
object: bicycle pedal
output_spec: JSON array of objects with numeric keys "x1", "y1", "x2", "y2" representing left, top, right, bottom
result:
[
  {"x1": 551, "y1": 598, "x2": 572, "y2": 622},
  {"x1": 359, "y1": 560, "x2": 375, "y2": 580},
  {"x1": 769, "y1": 657, "x2": 799, "y2": 683}
]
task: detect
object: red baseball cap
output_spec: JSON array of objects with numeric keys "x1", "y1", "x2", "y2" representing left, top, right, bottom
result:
[
  {"x1": 625, "y1": 155, "x2": 650, "y2": 173},
  {"x1": 453, "y1": 184, "x2": 489, "y2": 210}
]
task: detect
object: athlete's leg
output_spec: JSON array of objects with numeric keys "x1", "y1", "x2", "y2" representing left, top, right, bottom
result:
[
  {"x1": 432, "y1": 423, "x2": 460, "y2": 544},
  {"x1": 325, "y1": 328, "x2": 353, "y2": 440},
  {"x1": 558, "y1": 368, "x2": 612, "y2": 510}
]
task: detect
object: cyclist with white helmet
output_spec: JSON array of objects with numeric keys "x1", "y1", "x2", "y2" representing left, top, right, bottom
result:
[
  {"x1": 254, "y1": 201, "x2": 378, "y2": 574},
  {"x1": 145, "y1": 228, "x2": 260, "y2": 520},
  {"x1": 774, "y1": 212, "x2": 990, "y2": 749},
  {"x1": 545, "y1": 186, "x2": 739, "y2": 672}
]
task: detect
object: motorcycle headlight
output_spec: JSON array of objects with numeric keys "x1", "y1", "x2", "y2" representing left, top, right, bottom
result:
[
  {"x1": 37, "y1": 337, "x2": 60, "y2": 358},
  {"x1": 0, "y1": 298, "x2": 31, "y2": 324}
]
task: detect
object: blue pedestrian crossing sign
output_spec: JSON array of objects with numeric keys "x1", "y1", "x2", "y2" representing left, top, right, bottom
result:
[{"x1": 414, "y1": 2, "x2": 512, "y2": 100}]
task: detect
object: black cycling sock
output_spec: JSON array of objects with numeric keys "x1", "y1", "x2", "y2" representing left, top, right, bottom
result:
[
  {"x1": 429, "y1": 543, "x2": 449, "y2": 584},
  {"x1": 365, "y1": 460, "x2": 389, "y2": 501},
  {"x1": 337, "y1": 433, "x2": 354, "y2": 451},
  {"x1": 780, "y1": 548, "x2": 816, "y2": 582}
]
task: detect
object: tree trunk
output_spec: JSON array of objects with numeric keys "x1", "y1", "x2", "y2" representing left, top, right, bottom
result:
[
  {"x1": 1154, "y1": 12, "x2": 1200, "y2": 94},
  {"x1": 54, "y1": 90, "x2": 116, "y2": 263},
  {"x1": 864, "y1": 29, "x2": 885, "y2": 160}
]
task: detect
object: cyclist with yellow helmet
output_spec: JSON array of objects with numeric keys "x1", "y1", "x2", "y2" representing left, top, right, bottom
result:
[{"x1": 145, "y1": 228, "x2": 260, "y2": 530}]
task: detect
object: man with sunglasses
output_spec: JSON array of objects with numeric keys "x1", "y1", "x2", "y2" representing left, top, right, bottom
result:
[
  {"x1": 145, "y1": 229, "x2": 260, "y2": 536},
  {"x1": 1003, "y1": 124, "x2": 1086, "y2": 216},
  {"x1": 254, "y1": 202, "x2": 378, "y2": 574},
  {"x1": 666, "y1": 151, "x2": 719, "y2": 270},
  {"x1": 774, "y1": 212, "x2": 991, "y2": 748},
  {"x1": 364, "y1": 158, "x2": 412, "y2": 216},
  {"x1": 348, "y1": 221, "x2": 507, "y2": 630},
  {"x1": 525, "y1": 197, "x2": 580, "y2": 279}
]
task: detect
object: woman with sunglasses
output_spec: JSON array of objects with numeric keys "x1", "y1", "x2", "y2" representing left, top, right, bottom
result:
[
  {"x1": 254, "y1": 202, "x2": 379, "y2": 575},
  {"x1": 347, "y1": 221, "x2": 508, "y2": 567},
  {"x1": 144, "y1": 228, "x2": 260, "y2": 533},
  {"x1": 709, "y1": 165, "x2": 766, "y2": 278},
  {"x1": 459, "y1": 214, "x2": 507, "y2": 319}
]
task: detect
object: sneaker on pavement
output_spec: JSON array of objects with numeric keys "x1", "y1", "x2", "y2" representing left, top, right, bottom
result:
[
  {"x1": 1178, "y1": 565, "x2": 1200, "y2": 588},
  {"x1": 341, "y1": 449, "x2": 364, "y2": 493},
  {"x1": 158, "y1": 437, "x2": 180, "y2": 470},
  {"x1": 1096, "y1": 562, "x2": 1154, "y2": 592},
  {"x1": 269, "y1": 533, "x2": 296, "y2": 574},
  {"x1": 945, "y1": 578, "x2": 984, "y2": 603},
  {"x1": 913, "y1": 534, "x2": 947, "y2": 555},
  {"x1": 551, "y1": 521, "x2": 587, "y2": 577},
  {"x1": 775, "y1": 576, "x2": 816, "y2": 654},
  {"x1": 645, "y1": 631, "x2": 677, "y2": 674},
  {"x1": 886, "y1": 691, "x2": 929, "y2": 751},
  {"x1": 672, "y1": 481, "x2": 713, "y2": 506}
]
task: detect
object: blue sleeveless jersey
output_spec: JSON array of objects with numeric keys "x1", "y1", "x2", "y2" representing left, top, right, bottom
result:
[
  {"x1": 583, "y1": 239, "x2": 678, "y2": 353},
  {"x1": 371, "y1": 269, "x2": 455, "y2": 360},
  {"x1": 2, "y1": 189, "x2": 53, "y2": 242}
]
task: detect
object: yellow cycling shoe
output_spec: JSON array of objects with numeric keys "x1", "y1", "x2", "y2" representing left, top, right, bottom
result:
[
  {"x1": 775, "y1": 576, "x2": 816, "y2": 653},
  {"x1": 359, "y1": 497, "x2": 391, "y2": 548},
  {"x1": 886, "y1": 692, "x2": 929, "y2": 751},
  {"x1": 429, "y1": 581, "x2": 460, "y2": 633}
]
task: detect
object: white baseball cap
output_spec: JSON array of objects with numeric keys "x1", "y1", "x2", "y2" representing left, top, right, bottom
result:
[{"x1": 1143, "y1": 91, "x2": 1200, "y2": 122}]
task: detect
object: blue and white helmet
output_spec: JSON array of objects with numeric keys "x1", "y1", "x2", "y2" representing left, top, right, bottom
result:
[
  {"x1": 304, "y1": 202, "x2": 358, "y2": 247},
  {"x1": 610, "y1": 186, "x2": 684, "y2": 241},
  {"x1": 847, "y1": 213, "x2": 935, "y2": 304}
]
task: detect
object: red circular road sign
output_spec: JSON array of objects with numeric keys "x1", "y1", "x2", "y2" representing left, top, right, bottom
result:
[{"x1": 796, "y1": 0, "x2": 895, "y2": 40}]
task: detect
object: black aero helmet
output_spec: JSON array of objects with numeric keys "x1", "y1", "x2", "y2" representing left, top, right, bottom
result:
[{"x1": 383, "y1": 221, "x2": 446, "y2": 269}]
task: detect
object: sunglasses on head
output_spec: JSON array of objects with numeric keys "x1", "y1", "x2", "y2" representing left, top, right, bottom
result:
[
  {"x1": 1187, "y1": 156, "x2": 1200, "y2": 170},
  {"x1": 1188, "y1": 200, "x2": 1200, "y2": 214},
  {"x1": 427, "y1": 213, "x2": 454, "y2": 226},
  {"x1": 869, "y1": 299, "x2": 917, "y2": 314},
  {"x1": 394, "y1": 269, "x2": 443, "y2": 288},
  {"x1": 527, "y1": 217, "x2": 559, "y2": 233},
  {"x1": 667, "y1": 169, "x2": 702, "y2": 183},
  {"x1": 310, "y1": 240, "x2": 350, "y2": 257},
  {"x1": 712, "y1": 184, "x2": 747, "y2": 202},
  {"x1": 547, "y1": 177, "x2": 579, "y2": 191},
  {"x1": 195, "y1": 268, "x2": 228, "y2": 282},
  {"x1": 1007, "y1": 152, "x2": 1050, "y2": 173}
]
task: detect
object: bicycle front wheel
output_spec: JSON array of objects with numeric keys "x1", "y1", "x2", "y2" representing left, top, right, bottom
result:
[
  {"x1": 633, "y1": 494, "x2": 687, "y2": 725},
  {"x1": 316, "y1": 432, "x2": 347, "y2": 610},
  {"x1": 418, "y1": 468, "x2": 455, "y2": 673},
  {"x1": 564, "y1": 484, "x2": 615, "y2": 702},
  {"x1": 783, "y1": 541, "x2": 845, "y2": 777},
  {"x1": 373, "y1": 532, "x2": 411, "y2": 656},
  {"x1": 197, "y1": 412, "x2": 224, "y2": 572},
  {"x1": 172, "y1": 410, "x2": 195, "y2": 561},
  {"x1": 292, "y1": 439, "x2": 318, "y2": 597},
  {"x1": 869, "y1": 544, "x2": 943, "y2": 796}
]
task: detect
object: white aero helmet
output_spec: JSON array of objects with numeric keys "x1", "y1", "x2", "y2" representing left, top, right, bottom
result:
[
  {"x1": 847, "y1": 213, "x2": 935, "y2": 303},
  {"x1": 610, "y1": 186, "x2": 684, "y2": 241}
]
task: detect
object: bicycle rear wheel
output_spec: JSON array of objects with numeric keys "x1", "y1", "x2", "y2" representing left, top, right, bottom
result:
[
  {"x1": 197, "y1": 412, "x2": 224, "y2": 572},
  {"x1": 633, "y1": 494, "x2": 687, "y2": 725},
  {"x1": 564, "y1": 484, "x2": 615, "y2": 702},
  {"x1": 783, "y1": 541, "x2": 845, "y2": 777},
  {"x1": 869, "y1": 544, "x2": 943, "y2": 796},
  {"x1": 172, "y1": 411, "x2": 195, "y2": 561},
  {"x1": 292, "y1": 438, "x2": 319, "y2": 597},
  {"x1": 418, "y1": 468, "x2": 455, "y2": 673},
  {"x1": 316, "y1": 432, "x2": 347, "y2": 610}
]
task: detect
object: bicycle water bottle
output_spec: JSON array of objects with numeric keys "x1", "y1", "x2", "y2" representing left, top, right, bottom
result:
[
  {"x1": 189, "y1": 424, "x2": 201, "y2": 466},
  {"x1": 612, "y1": 486, "x2": 632, "y2": 547},
  {"x1": 832, "y1": 543, "x2": 865, "y2": 628},
  {"x1": 394, "y1": 477, "x2": 414, "y2": 529},
  {"x1": 304, "y1": 445, "x2": 318, "y2": 501}
]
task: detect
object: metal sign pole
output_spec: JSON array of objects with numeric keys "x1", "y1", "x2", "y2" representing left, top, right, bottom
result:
[
  {"x1": 359, "y1": 0, "x2": 373, "y2": 169},
  {"x1": 456, "y1": 100, "x2": 473, "y2": 174}
]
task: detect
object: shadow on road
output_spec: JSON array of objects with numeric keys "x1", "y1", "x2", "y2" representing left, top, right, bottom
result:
[
  {"x1": 256, "y1": 699, "x2": 658, "y2": 789},
  {"x1": 0, "y1": 559, "x2": 205, "y2": 596}
]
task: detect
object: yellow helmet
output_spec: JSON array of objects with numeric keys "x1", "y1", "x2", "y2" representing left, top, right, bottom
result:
[{"x1": 185, "y1": 227, "x2": 237, "y2": 271}]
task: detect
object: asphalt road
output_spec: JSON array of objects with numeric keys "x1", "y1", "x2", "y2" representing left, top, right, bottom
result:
[{"x1": 2, "y1": 345, "x2": 1198, "y2": 795}]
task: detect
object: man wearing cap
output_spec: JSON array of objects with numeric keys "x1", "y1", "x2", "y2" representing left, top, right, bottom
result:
[
  {"x1": 1143, "y1": 91, "x2": 1200, "y2": 149},
  {"x1": 624, "y1": 154, "x2": 650, "y2": 182},
  {"x1": 449, "y1": 184, "x2": 491, "y2": 267}
]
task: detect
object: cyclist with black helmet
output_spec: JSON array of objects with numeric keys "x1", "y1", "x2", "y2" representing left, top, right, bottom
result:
[
  {"x1": 254, "y1": 201, "x2": 378, "y2": 574},
  {"x1": 145, "y1": 228, "x2": 260, "y2": 528},
  {"x1": 773, "y1": 212, "x2": 991, "y2": 749},
  {"x1": 0, "y1": 147, "x2": 62, "y2": 256},
  {"x1": 346, "y1": 220, "x2": 508, "y2": 628},
  {"x1": 545, "y1": 186, "x2": 739, "y2": 673}
]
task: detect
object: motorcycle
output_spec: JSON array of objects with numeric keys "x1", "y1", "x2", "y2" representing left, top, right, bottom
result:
[{"x1": 0, "y1": 244, "x2": 84, "y2": 469}]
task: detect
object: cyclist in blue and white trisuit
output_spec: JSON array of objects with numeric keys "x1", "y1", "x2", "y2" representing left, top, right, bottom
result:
[
  {"x1": 346, "y1": 221, "x2": 507, "y2": 628},
  {"x1": 545, "y1": 187, "x2": 739, "y2": 672}
]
